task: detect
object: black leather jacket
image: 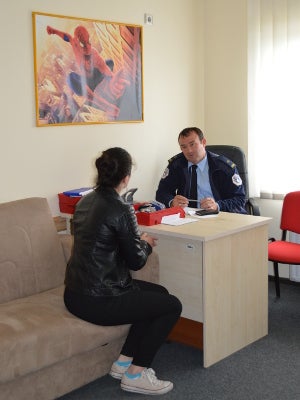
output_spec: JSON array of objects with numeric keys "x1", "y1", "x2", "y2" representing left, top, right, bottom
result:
[{"x1": 64, "y1": 187, "x2": 152, "y2": 296}]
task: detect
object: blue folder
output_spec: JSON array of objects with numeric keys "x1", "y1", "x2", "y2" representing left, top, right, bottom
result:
[{"x1": 63, "y1": 187, "x2": 93, "y2": 197}]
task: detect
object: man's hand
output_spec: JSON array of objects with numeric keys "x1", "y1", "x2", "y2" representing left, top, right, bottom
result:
[
  {"x1": 200, "y1": 197, "x2": 218, "y2": 211},
  {"x1": 171, "y1": 195, "x2": 189, "y2": 208}
]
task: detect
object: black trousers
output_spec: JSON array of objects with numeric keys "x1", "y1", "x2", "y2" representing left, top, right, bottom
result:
[{"x1": 64, "y1": 280, "x2": 182, "y2": 367}]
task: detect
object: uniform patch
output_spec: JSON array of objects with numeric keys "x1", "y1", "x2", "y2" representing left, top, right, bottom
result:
[
  {"x1": 161, "y1": 167, "x2": 169, "y2": 179},
  {"x1": 232, "y1": 173, "x2": 242, "y2": 186}
]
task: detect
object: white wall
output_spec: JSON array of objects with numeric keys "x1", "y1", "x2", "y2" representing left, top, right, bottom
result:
[
  {"x1": 203, "y1": 0, "x2": 248, "y2": 151},
  {"x1": 0, "y1": 0, "x2": 204, "y2": 215}
]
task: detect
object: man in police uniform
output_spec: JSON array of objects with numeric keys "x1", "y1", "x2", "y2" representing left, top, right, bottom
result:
[{"x1": 155, "y1": 127, "x2": 247, "y2": 214}]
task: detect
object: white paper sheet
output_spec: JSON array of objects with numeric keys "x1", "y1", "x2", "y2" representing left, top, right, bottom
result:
[{"x1": 161, "y1": 213, "x2": 197, "y2": 226}]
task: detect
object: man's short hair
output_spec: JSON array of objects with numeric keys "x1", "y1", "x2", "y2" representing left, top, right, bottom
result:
[{"x1": 178, "y1": 127, "x2": 204, "y2": 142}]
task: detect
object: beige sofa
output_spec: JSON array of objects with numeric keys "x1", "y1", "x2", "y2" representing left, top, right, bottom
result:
[{"x1": 0, "y1": 197, "x2": 159, "y2": 400}]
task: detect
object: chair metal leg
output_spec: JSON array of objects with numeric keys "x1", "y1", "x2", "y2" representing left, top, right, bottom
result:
[{"x1": 273, "y1": 262, "x2": 280, "y2": 297}]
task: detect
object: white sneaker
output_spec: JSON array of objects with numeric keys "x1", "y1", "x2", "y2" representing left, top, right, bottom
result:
[
  {"x1": 121, "y1": 368, "x2": 173, "y2": 395},
  {"x1": 109, "y1": 361, "x2": 130, "y2": 380}
]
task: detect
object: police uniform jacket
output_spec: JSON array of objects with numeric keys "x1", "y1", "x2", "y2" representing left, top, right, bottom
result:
[
  {"x1": 64, "y1": 187, "x2": 152, "y2": 297},
  {"x1": 156, "y1": 151, "x2": 247, "y2": 214}
]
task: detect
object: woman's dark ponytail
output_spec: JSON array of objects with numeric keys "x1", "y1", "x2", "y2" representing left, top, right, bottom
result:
[{"x1": 95, "y1": 147, "x2": 132, "y2": 188}]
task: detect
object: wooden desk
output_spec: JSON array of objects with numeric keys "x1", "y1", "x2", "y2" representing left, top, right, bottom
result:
[{"x1": 141, "y1": 212, "x2": 271, "y2": 367}]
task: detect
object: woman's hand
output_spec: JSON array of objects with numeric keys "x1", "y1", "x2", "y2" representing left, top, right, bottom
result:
[{"x1": 141, "y1": 232, "x2": 158, "y2": 247}]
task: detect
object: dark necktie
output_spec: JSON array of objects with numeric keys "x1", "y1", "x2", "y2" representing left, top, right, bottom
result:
[{"x1": 189, "y1": 164, "x2": 198, "y2": 208}]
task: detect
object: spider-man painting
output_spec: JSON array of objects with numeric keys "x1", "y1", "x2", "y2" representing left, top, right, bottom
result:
[{"x1": 33, "y1": 13, "x2": 143, "y2": 125}]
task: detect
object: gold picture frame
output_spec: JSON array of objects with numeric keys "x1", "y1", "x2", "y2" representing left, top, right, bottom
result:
[{"x1": 32, "y1": 12, "x2": 143, "y2": 126}]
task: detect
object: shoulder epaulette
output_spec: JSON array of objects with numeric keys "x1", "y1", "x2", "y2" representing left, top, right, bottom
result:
[
  {"x1": 223, "y1": 156, "x2": 236, "y2": 169},
  {"x1": 168, "y1": 153, "x2": 182, "y2": 164},
  {"x1": 216, "y1": 154, "x2": 236, "y2": 169}
]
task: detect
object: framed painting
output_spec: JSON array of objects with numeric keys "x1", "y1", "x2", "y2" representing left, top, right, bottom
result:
[{"x1": 32, "y1": 12, "x2": 143, "y2": 126}]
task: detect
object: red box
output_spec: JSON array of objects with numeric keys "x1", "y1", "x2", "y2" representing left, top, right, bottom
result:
[
  {"x1": 135, "y1": 206, "x2": 185, "y2": 226},
  {"x1": 58, "y1": 193, "x2": 82, "y2": 214}
]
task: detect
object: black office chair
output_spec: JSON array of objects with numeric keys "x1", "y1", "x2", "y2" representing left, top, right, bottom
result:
[{"x1": 206, "y1": 145, "x2": 260, "y2": 216}]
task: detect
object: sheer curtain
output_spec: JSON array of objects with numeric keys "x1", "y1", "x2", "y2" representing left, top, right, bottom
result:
[{"x1": 248, "y1": 0, "x2": 300, "y2": 199}]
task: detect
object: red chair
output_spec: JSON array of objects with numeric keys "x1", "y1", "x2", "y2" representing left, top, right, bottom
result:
[{"x1": 268, "y1": 191, "x2": 300, "y2": 297}]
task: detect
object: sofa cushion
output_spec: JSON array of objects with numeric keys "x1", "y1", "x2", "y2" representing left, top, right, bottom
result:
[
  {"x1": 0, "y1": 198, "x2": 68, "y2": 303},
  {"x1": 0, "y1": 286, "x2": 130, "y2": 383}
]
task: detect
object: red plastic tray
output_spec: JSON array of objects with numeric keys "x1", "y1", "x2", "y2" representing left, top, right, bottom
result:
[
  {"x1": 135, "y1": 206, "x2": 185, "y2": 226},
  {"x1": 58, "y1": 193, "x2": 81, "y2": 214}
]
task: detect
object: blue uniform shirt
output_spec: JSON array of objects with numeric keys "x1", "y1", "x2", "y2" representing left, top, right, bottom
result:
[{"x1": 188, "y1": 155, "x2": 214, "y2": 206}]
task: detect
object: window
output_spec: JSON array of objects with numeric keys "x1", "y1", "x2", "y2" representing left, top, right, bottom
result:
[{"x1": 248, "y1": 0, "x2": 300, "y2": 199}]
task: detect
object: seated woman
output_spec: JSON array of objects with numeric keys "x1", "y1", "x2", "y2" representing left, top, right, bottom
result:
[{"x1": 64, "y1": 147, "x2": 182, "y2": 396}]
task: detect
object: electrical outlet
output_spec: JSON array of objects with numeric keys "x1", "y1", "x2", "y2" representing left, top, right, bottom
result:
[{"x1": 144, "y1": 13, "x2": 153, "y2": 25}]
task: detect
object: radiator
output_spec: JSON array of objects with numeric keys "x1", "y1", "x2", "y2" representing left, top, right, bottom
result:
[{"x1": 289, "y1": 232, "x2": 300, "y2": 282}]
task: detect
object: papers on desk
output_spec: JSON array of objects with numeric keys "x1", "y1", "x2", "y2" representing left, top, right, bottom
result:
[{"x1": 161, "y1": 213, "x2": 197, "y2": 226}]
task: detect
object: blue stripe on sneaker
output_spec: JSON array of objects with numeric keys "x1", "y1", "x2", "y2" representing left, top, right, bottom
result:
[
  {"x1": 124, "y1": 371, "x2": 142, "y2": 379},
  {"x1": 115, "y1": 360, "x2": 131, "y2": 367}
]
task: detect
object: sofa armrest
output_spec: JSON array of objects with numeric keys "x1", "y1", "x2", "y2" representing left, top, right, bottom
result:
[
  {"x1": 131, "y1": 251, "x2": 159, "y2": 284},
  {"x1": 58, "y1": 234, "x2": 73, "y2": 263}
]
